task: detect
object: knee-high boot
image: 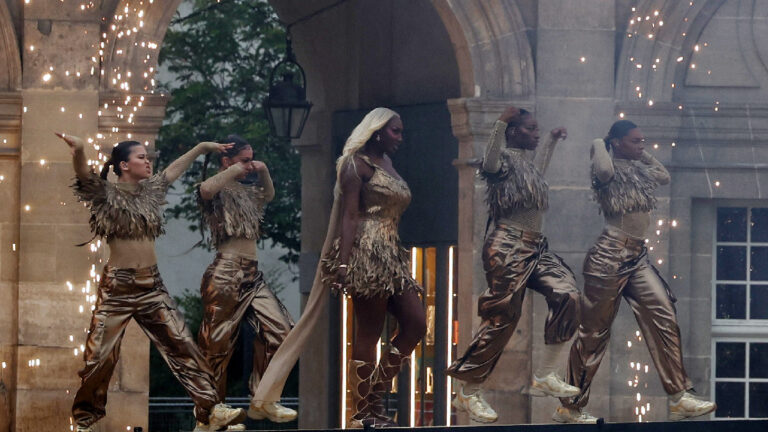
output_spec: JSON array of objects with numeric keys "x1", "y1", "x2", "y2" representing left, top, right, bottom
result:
[
  {"x1": 368, "y1": 346, "x2": 409, "y2": 427},
  {"x1": 347, "y1": 360, "x2": 376, "y2": 429}
]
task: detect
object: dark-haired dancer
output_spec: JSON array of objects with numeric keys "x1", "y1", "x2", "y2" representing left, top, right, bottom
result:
[
  {"x1": 553, "y1": 121, "x2": 715, "y2": 423},
  {"x1": 194, "y1": 135, "x2": 295, "y2": 427},
  {"x1": 56, "y1": 134, "x2": 245, "y2": 432},
  {"x1": 446, "y1": 106, "x2": 581, "y2": 423}
]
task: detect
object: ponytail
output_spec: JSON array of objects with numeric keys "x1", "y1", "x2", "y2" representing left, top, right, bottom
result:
[
  {"x1": 100, "y1": 159, "x2": 113, "y2": 179},
  {"x1": 604, "y1": 120, "x2": 638, "y2": 152}
]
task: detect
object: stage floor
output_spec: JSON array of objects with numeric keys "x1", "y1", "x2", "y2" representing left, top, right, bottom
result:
[{"x1": 214, "y1": 419, "x2": 768, "y2": 432}]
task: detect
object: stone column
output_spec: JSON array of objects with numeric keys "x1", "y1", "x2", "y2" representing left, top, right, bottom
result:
[
  {"x1": 530, "y1": 0, "x2": 617, "y2": 422},
  {"x1": 0, "y1": 91, "x2": 21, "y2": 432},
  {"x1": 14, "y1": 4, "x2": 167, "y2": 430}
]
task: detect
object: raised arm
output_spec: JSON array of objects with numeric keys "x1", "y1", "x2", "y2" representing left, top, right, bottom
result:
[
  {"x1": 198, "y1": 163, "x2": 247, "y2": 201},
  {"x1": 253, "y1": 161, "x2": 276, "y2": 203},
  {"x1": 55, "y1": 133, "x2": 91, "y2": 181},
  {"x1": 640, "y1": 150, "x2": 671, "y2": 185},
  {"x1": 590, "y1": 138, "x2": 614, "y2": 183},
  {"x1": 163, "y1": 141, "x2": 233, "y2": 184},
  {"x1": 482, "y1": 106, "x2": 521, "y2": 173},
  {"x1": 534, "y1": 127, "x2": 567, "y2": 174}
]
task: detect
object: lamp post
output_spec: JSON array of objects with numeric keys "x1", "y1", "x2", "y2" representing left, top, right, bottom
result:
[{"x1": 265, "y1": 35, "x2": 312, "y2": 140}]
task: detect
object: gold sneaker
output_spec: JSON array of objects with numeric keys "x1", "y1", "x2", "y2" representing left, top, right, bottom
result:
[
  {"x1": 552, "y1": 406, "x2": 599, "y2": 424},
  {"x1": 248, "y1": 401, "x2": 297, "y2": 423},
  {"x1": 530, "y1": 373, "x2": 580, "y2": 398},
  {"x1": 208, "y1": 403, "x2": 247, "y2": 430},
  {"x1": 669, "y1": 392, "x2": 716, "y2": 421},
  {"x1": 451, "y1": 387, "x2": 498, "y2": 423}
]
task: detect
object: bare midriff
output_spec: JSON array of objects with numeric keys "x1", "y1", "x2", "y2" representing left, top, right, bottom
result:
[
  {"x1": 218, "y1": 237, "x2": 258, "y2": 260},
  {"x1": 605, "y1": 211, "x2": 650, "y2": 240},
  {"x1": 107, "y1": 238, "x2": 158, "y2": 268}
]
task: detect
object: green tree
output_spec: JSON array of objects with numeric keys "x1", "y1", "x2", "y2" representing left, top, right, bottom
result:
[{"x1": 156, "y1": 0, "x2": 300, "y2": 264}]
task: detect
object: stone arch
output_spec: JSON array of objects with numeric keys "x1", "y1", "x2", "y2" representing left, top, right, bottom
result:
[
  {"x1": 100, "y1": 0, "x2": 183, "y2": 92},
  {"x1": 615, "y1": 0, "x2": 728, "y2": 102},
  {"x1": 432, "y1": 0, "x2": 534, "y2": 99},
  {"x1": 0, "y1": 0, "x2": 21, "y2": 90}
]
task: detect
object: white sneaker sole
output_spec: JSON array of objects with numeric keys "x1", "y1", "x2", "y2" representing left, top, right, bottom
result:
[
  {"x1": 451, "y1": 397, "x2": 498, "y2": 423},
  {"x1": 552, "y1": 410, "x2": 599, "y2": 424}
]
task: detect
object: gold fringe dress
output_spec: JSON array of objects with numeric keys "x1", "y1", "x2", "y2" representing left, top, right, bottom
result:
[{"x1": 321, "y1": 155, "x2": 421, "y2": 299}]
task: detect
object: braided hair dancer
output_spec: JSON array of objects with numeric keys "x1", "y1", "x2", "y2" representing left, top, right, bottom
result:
[
  {"x1": 194, "y1": 135, "x2": 295, "y2": 428},
  {"x1": 248, "y1": 108, "x2": 426, "y2": 429},
  {"x1": 56, "y1": 133, "x2": 245, "y2": 432},
  {"x1": 553, "y1": 120, "x2": 716, "y2": 423},
  {"x1": 446, "y1": 106, "x2": 581, "y2": 423}
]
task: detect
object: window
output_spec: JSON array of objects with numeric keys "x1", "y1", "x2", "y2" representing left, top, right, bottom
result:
[{"x1": 712, "y1": 207, "x2": 768, "y2": 419}]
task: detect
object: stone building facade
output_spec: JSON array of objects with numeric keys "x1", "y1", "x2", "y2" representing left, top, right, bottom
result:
[{"x1": 1, "y1": 0, "x2": 768, "y2": 430}]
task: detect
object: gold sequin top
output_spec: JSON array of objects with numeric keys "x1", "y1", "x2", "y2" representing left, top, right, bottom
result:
[
  {"x1": 197, "y1": 181, "x2": 265, "y2": 247},
  {"x1": 322, "y1": 155, "x2": 420, "y2": 298},
  {"x1": 72, "y1": 172, "x2": 170, "y2": 240}
]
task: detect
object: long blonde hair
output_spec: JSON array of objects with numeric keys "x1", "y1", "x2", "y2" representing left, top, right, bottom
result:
[{"x1": 334, "y1": 107, "x2": 399, "y2": 197}]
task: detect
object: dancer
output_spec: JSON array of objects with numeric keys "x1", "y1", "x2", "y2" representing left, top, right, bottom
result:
[
  {"x1": 248, "y1": 108, "x2": 426, "y2": 429},
  {"x1": 553, "y1": 120, "x2": 716, "y2": 423},
  {"x1": 446, "y1": 106, "x2": 581, "y2": 423},
  {"x1": 57, "y1": 133, "x2": 245, "y2": 432},
  {"x1": 195, "y1": 135, "x2": 295, "y2": 427}
]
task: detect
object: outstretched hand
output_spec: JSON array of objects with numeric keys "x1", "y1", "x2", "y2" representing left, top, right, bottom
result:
[
  {"x1": 550, "y1": 127, "x2": 567, "y2": 141},
  {"x1": 199, "y1": 141, "x2": 234, "y2": 154},
  {"x1": 55, "y1": 132, "x2": 85, "y2": 155}
]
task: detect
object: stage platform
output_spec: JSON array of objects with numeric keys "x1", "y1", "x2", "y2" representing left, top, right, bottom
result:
[{"x1": 195, "y1": 419, "x2": 768, "y2": 432}]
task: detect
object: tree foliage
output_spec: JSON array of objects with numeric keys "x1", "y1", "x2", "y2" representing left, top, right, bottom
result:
[{"x1": 156, "y1": 0, "x2": 300, "y2": 264}]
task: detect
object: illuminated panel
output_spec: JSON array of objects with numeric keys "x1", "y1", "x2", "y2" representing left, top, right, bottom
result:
[{"x1": 446, "y1": 246, "x2": 454, "y2": 425}]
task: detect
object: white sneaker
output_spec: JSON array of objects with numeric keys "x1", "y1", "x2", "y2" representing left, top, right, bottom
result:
[
  {"x1": 247, "y1": 400, "x2": 297, "y2": 423},
  {"x1": 226, "y1": 425, "x2": 246, "y2": 431},
  {"x1": 193, "y1": 422, "x2": 209, "y2": 432},
  {"x1": 208, "y1": 403, "x2": 246, "y2": 430},
  {"x1": 76, "y1": 426, "x2": 93, "y2": 432},
  {"x1": 669, "y1": 392, "x2": 716, "y2": 421},
  {"x1": 451, "y1": 386, "x2": 498, "y2": 423},
  {"x1": 552, "y1": 405, "x2": 599, "y2": 424},
  {"x1": 530, "y1": 373, "x2": 580, "y2": 398}
]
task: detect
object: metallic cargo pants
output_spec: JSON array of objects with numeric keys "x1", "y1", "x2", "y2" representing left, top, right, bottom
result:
[
  {"x1": 72, "y1": 265, "x2": 218, "y2": 427},
  {"x1": 563, "y1": 226, "x2": 692, "y2": 408},
  {"x1": 197, "y1": 253, "x2": 293, "y2": 403},
  {"x1": 446, "y1": 224, "x2": 580, "y2": 383}
]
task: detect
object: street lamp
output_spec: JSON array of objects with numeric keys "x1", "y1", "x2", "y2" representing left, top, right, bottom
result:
[{"x1": 265, "y1": 35, "x2": 312, "y2": 140}]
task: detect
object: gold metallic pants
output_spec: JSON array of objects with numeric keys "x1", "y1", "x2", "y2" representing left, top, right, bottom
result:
[
  {"x1": 72, "y1": 265, "x2": 218, "y2": 427},
  {"x1": 197, "y1": 253, "x2": 293, "y2": 403},
  {"x1": 446, "y1": 224, "x2": 580, "y2": 383},
  {"x1": 563, "y1": 226, "x2": 692, "y2": 408}
]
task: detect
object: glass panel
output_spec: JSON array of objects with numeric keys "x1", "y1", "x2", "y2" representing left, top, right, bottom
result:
[
  {"x1": 751, "y1": 208, "x2": 768, "y2": 242},
  {"x1": 718, "y1": 207, "x2": 747, "y2": 242},
  {"x1": 716, "y1": 342, "x2": 745, "y2": 378},
  {"x1": 750, "y1": 343, "x2": 768, "y2": 378},
  {"x1": 716, "y1": 284, "x2": 746, "y2": 319},
  {"x1": 749, "y1": 383, "x2": 768, "y2": 418},
  {"x1": 715, "y1": 381, "x2": 745, "y2": 418},
  {"x1": 750, "y1": 286, "x2": 768, "y2": 319},
  {"x1": 750, "y1": 247, "x2": 768, "y2": 281},
  {"x1": 717, "y1": 246, "x2": 747, "y2": 281}
]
